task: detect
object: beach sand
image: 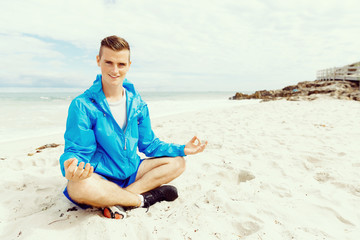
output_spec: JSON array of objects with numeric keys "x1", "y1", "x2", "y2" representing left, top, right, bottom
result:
[{"x1": 0, "y1": 98, "x2": 360, "y2": 240}]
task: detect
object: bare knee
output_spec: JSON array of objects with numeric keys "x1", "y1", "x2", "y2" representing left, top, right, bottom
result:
[
  {"x1": 67, "y1": 175, "x2": 105, "y2": 204},
  {"x1": 172, "y1": 156, "x2": 186, "y2": 175},
  {"x1": 67, "y1": 179, "x2": 91, "y2": 203}
]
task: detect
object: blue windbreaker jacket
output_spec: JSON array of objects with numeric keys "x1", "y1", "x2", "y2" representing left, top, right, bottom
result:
[{"x1": 59, "y1": 74, "x2": 185, "y2": 180}]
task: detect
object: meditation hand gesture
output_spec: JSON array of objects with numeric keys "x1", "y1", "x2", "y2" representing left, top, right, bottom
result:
[
  {"x1": 184, "y1": 136, "x2": 208, "y2": 155},
  {"x1": 64, "y1": 158, "x2": 94, "y2": 181}
]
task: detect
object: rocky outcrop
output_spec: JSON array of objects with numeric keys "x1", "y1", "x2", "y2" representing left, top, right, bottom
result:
[{"x1": 230, "y1": 80, "x2": 360, "y2": 101}]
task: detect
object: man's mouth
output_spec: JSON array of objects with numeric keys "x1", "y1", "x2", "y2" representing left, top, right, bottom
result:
[{"x1": 109, "y1": 74, "x2": 120, "y2": 79}]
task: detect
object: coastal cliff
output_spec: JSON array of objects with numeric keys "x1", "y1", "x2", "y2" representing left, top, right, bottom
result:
[{"x1": 231, "y1": 80, "x2": 360, "y2": 101}]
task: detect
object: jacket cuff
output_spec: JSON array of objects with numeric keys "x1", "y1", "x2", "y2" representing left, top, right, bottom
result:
[{"x1": 179, "y1": 144, "x2": 186, "y2": 156}]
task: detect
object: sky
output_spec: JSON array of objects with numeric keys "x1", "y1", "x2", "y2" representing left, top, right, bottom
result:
[{"x1": 0, "y1": 0, "x2": 359, "y2": 92}]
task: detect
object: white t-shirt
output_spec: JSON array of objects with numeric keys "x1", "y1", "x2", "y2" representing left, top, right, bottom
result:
[{"x1": 107, "y1": 89, "x2": 127, "y2": 130}]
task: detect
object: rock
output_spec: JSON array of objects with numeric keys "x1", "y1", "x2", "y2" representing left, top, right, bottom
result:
[
  {"x1": 67, "y1": 206, "x2": 78, "y2": 212},
  {"x1": 230, "y1": 92, "x2": 250, "y2": 100},
  {"x1": 36, "y1": 143, "x2": 60, "y2": 151},
  {"x1": 308, "y1": 89, "x2": 334, "y2": 96},
  {"x1": 231, "y1": 80, "x2": 360, "y2": 101},
  {"x1": 28, "y1": 143, "x2": 61, "y2": 156}
]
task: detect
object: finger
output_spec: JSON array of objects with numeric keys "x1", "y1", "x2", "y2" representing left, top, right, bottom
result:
[
  {"x1": 193, "y1": 145, "x2": 202, "y2": 154},
  {"x1": 82, "y1": 166, "x2": 94, "y2": 179},
  {"x1": 64, "y1": 159, "x2": 70, "y2": 169},
  {"x1": 192, "y1": 137, "x2": 201, "y2": 147},
  {"x1": 195, "y1": 142, "x2": 207, "y2": 153},
  {"x1": 192, "y1": 136, "x2": 200, "y2": 146},
  {"x1": 198, "y1": 144, "x2": 206, "y2": 152},
  {"x1": 65, "y1": 159, "x2": 77, "y2": 180},
  {"x1": 89, "y1": 166, "x2": 94, "y2": 176},
  {"x1": 64, "y1": 158, "x2": 75, "y2": 170},
  {"x1": 84, "y1": 165, "x2": 94, "y2": 179},
  {"x1": 66, "y1": 158, "x2": 78, "y2": 178},
  {"x1": 65, "y1": 171, "x2": 72, "y2": 180},
  {"x1": 74, "y1": 162, "x2": 85, "y2": 178},
  {"x1": 79, "y1": 163, "x2": 91, "y2": 179}
]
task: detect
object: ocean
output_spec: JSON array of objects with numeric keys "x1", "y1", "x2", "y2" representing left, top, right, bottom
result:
[
  {"x1": 0, "y1": 88, "x2": 236, "y2": 102},
  {"x1": 0, "y1": 88, "x2": 239, "y2": 144}
]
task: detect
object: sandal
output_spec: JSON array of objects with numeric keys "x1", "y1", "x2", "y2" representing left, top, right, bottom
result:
[{"x1": 103, "y1": 205, "x2": 127, "y2": 219}]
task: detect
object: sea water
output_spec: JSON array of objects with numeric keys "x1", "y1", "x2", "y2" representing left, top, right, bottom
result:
[{"x1": 0, "y1": 88, "x2": 238, "y2": 144}]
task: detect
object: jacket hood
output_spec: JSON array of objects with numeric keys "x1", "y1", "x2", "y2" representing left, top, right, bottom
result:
[{"x1": 84, "y1": 74, "x2": 143, "y2": 120}]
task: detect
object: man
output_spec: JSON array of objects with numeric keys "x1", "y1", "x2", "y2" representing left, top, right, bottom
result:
[{"x1": 59, "y1": 35, "x2": 207, "y2": 219}]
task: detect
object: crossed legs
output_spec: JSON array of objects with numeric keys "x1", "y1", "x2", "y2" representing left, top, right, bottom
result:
[{"x1": 66, "y1": 156, "x2": 186, "y2": 208}]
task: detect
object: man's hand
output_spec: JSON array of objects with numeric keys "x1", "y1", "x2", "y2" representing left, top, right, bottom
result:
[
  {"x1": 184, "y1": 136, "x2": 208, "y2": 155},
  {"x1": 64, "y1": 158, "x2": 94, "y2": 181}
]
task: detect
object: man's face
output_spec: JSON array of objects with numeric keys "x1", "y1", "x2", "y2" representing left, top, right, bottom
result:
[{"x1": 96, "y1": 47, "x2": 131, "y2": 88}]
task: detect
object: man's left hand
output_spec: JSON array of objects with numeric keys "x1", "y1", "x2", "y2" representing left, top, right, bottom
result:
[{"x1": 184, "y1": 136, "x2": 208, "y2": 155}]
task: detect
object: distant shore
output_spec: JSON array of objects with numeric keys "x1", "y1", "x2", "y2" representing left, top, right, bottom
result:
[{"x1": 230, "y1": 80, "x2": 360, "y2": 101}]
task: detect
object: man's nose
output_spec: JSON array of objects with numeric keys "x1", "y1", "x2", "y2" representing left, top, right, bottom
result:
[{"x1": 112, "y1": 65, "x2": 119, "y2": 72}]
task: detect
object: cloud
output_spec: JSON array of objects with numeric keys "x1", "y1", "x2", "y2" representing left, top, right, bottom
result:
[
  {"x1": 0, "y1": 32, "x2": 98, "y2": 87},
  {"x1": 0, "y1": 0, "x2": 359, "y2": 91}
]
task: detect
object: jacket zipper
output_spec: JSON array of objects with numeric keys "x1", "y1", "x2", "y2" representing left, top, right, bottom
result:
[
  {"x1": 123, "y1": 124, "x2": 127, "y2": 150},
  {"x1": 122, "y1": 114, "x2": 135, "y2": 150}
]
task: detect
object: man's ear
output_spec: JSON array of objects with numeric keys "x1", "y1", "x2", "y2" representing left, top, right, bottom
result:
[{"x1": 96, "y1": 55, "x2": 101, "y2": 67}]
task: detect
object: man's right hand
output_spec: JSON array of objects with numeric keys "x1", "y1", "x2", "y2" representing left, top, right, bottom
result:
[{"x1": 64, "y1": 158, "x2": 94, "y2": 181}]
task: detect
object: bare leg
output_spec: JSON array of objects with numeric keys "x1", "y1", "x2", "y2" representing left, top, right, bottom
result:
[
  {"x1": 126, "y1": 156, "x2": 186, "y2": 194},
  {"x1": 66, "y1": 156, "x2": 185, "y2": 208},
  {"x1": 67, "y1": 173, "x2": 141, "y2": 208}
]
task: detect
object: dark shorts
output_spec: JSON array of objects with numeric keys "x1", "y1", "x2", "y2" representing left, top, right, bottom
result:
[{"x1": 63, "y1": 159, "x2": 144, "y2": 209}]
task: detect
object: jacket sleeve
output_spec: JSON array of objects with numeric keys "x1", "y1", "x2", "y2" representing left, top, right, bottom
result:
[
  {"x1": 137, "y1": 104, "x2": 186, "y2": 157},
  {"x1": 59, "y1": 99, "x2": 97, "y2": 177}
]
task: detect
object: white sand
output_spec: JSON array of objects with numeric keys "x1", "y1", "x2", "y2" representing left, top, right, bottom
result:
[{"x1": 0, "y1": 98, "x2": 360, "y2": 240}]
